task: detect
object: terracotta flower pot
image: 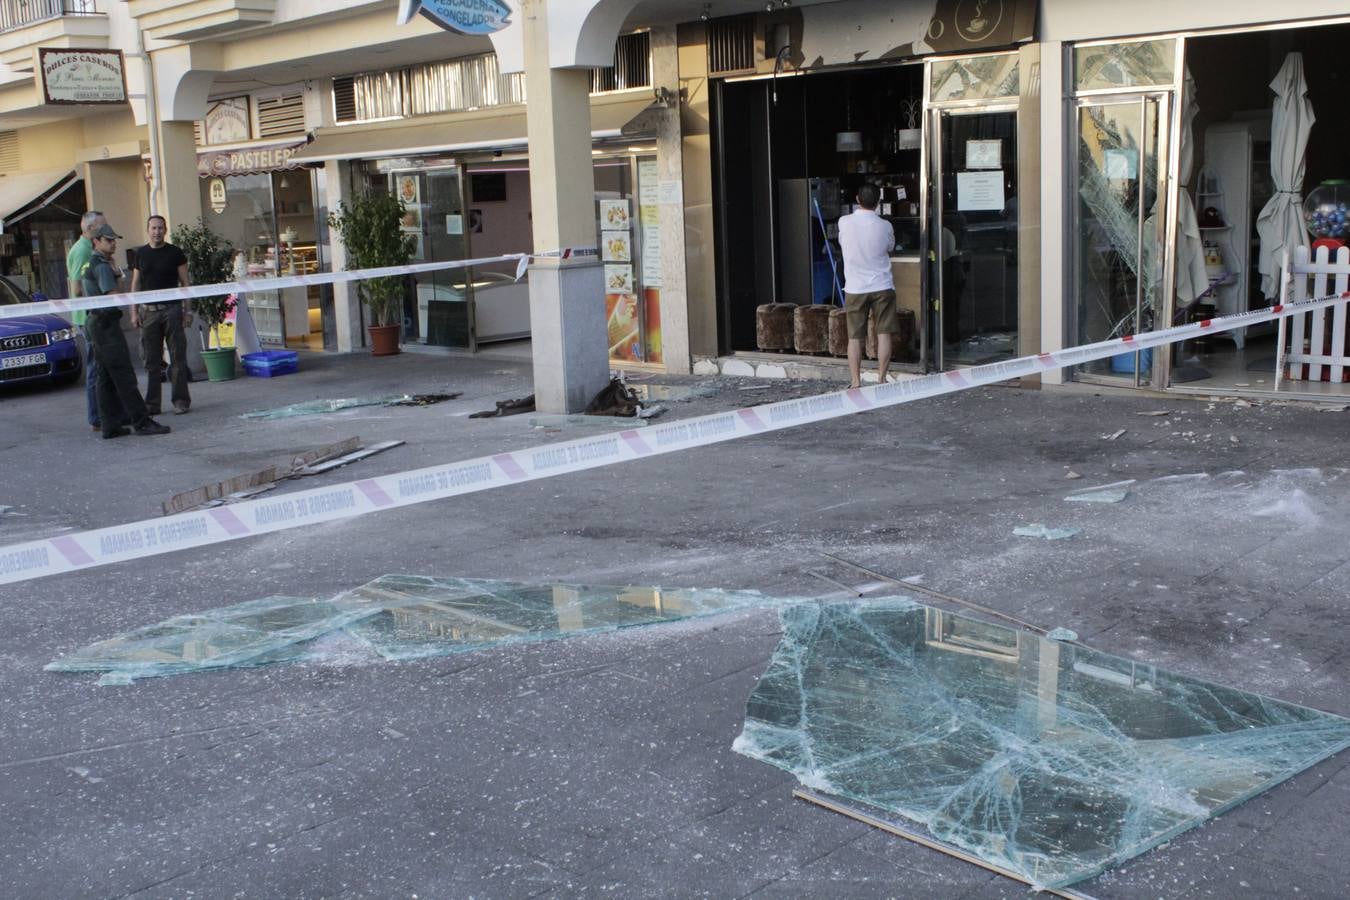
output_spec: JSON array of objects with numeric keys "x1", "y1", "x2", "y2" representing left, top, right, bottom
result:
[{"x1": 368, "y1": 324, "x2": 401, "y2": 356}]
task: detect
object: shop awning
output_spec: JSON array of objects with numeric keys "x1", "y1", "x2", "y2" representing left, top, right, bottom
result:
[
  {"x1": 0, "y1": 169, "x2": 81, "y2": 231},
  {"x1": 197, "y1": 139, "x2": 314, "y2": 177},
  {"x1": 290, "y1": 95, "x2": 654, "y2": 164}
]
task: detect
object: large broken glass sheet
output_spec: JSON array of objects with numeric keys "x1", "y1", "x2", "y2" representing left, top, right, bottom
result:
[
  {"x1": 241, "y1": 393, "x2": 457, "y2": 420},
  {"x1": 733, "y1": 599, "x2": 1350, "y2": 889},
  {"x1": 44, "y1": 596, "x2": 378, "y2": 682},
  {"x1": 339, "y1": 575, "x2": 781, "y2": 661}
]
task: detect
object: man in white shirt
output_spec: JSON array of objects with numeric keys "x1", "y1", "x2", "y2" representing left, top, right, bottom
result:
[{"x1": 837, "y1": 184, "x2": 898, "y2": 388}]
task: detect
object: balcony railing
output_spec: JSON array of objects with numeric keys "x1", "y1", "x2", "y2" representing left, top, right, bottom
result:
[{"x1": 0, "y1": 0, "x2": 99, "y2": 34}]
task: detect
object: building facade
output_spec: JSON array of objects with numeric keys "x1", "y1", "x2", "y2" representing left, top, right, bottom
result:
[{"x1": 0, "y1": 0, "x2": 1346, "y2": 407}]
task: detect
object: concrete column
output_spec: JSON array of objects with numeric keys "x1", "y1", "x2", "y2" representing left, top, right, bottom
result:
[
  {"x1": 154, "y1": 120, "x2": 202, "y2": 234},
  {"x1": 523, "y1": 0, "x2": 608, "y2": 413},
  {"x1": 325, "y1": 159, "x2": 363, "y2": 353},
  {"x1": 650, "y1": 25, "x2": 691, "y2": 375}
]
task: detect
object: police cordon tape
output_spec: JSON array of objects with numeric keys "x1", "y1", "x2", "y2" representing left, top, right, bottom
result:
[
  {"x1": 1, "y1": 290, "x2": 1346, "y2": 585},
  {"x1": 0, "y1": 249, "x2": 586, "y2": 319}
]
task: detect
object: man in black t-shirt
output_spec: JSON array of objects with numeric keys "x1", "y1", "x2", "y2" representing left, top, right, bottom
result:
[{"x1": 130, "y1": 215, "x2": 192, "y2": 414}]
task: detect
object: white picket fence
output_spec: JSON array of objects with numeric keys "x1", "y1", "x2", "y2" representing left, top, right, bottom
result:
[{"x1": 1278, "y1": 245, "x2": 1350, "y2": 386}]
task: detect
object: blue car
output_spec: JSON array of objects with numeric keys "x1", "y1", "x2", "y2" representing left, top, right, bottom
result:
[{"x1": 0, "y1": 277, "x2": 81, "y2": 387}]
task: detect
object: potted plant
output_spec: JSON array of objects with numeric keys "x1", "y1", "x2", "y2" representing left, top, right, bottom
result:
[
  {"x1": 328, "y1": 191, "x2": 417, "y2": 355},
  {"x1": 173, "y1": 218, "x2": 238, "y2": 382}
]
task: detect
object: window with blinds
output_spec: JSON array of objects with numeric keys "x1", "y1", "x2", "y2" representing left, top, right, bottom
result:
[
  {"x1": 591, "y1": 31, "x2": 651, "y2": 93},
  {"x1": 256, "y1": 91, "x2": 305, "y2": 138},
  {"x1": 332, "y1": 35, "x2": 650, "y2": 126},
  {"x1": 707, "y1": 15, "x2": 756, "y2": 75},
  {"x1": 0, "y1": 131, "x2": 17, "y2": 173}
]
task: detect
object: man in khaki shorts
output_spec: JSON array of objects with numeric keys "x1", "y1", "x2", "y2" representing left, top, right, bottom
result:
[{"x1": 838, "y1": 183, "x2": 898, "y2": 388}]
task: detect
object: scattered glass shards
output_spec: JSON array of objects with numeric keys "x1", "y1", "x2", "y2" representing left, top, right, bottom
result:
[
  {"x1": 46, "y1": 578, "x2": 786, "y2": 680},
  {"x1": 631, "y1": 383, "x2": 717, "y2": 403},
  {"x1": 338, "y1": 575, "x2": 778, "y2": 660},
  {"x1": 44, "y1": 596, "x2": 376, "y2": 683},
  {"x1": 242, "y1": 393, "x2": 459, "y2": 420},
  {"x1": 1064, "y1": 490, "x2": 1129, "y2": 504},
  {"x1": 1013, "y1": 524, "x2": 1080, "y2": 540},
  {"x1": 733, "y1": 599, "x2": 1350, "y2": 889}
]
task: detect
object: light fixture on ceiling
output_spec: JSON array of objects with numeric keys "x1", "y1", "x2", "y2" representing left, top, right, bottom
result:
[
  {"x1": 700, "y1": 3, "x2": 711, "y2": 21},
  {"x1": 279, "y1": 174, "x2": 290, "y2": 189}
]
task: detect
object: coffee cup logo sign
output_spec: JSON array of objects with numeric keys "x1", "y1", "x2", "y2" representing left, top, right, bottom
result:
[
  {"x1": 396, "y1": 0, "x2": 512, "y2": 34},
  {"x1": 39, "y1": 49, "x2": 127, "y2": 105}
]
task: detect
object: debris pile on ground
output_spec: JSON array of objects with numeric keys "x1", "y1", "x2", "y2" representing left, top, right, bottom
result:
[
  {"x1": 469, "y1": 395, "x2": 536, "y2": 418},
  {"x1": 162, "y1": 436, "x2": 403, "y2": 514}
]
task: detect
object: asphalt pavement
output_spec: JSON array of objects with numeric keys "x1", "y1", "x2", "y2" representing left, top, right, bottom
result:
[{"x1": 2, "y1": 348, "x2": 1349, "y2": 899}]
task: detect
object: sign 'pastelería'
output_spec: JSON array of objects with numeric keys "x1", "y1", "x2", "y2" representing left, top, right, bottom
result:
[{"x1": 397, "y1": 0, "x2": 512, "y2": 34}]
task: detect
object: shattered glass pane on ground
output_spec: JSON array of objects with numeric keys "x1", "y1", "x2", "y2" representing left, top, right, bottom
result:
[
  {"x1": 44, "y1": 596, "x2": 377, "y2": 682},
  {"x1": 339, "y1": 575, "x2": 781, "y2": 660},
  {"x1": 241, "y1": 393, "x2": 457, "y2": 420},
  {"x1": 46, "y1": 578, "x2": 788, "y2": 680},
  {"x1": 733, "y1": 599, "x2": 1350, "y2": 889}
]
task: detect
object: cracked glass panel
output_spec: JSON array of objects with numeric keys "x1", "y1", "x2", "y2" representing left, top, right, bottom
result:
[
  {"x1": 340, "y1": 575, "x2": 780, "y2": 660},
  {"x1": 44, "y1": 596, "x2": 378, "y2": 682},
  {"x1": 733, "y1": 599, "x2": 1350, "y2": 889}
]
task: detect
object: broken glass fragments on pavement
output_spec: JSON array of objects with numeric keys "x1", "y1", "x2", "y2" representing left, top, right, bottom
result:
[
  {"x1": 44, "y1": 595, "x2": 377, "y2": 681},
  {"x1": 732, "y1": 598, "x2": 1350, "y2": 889},
  {"x1": 45, "y1": 577, "x2": 783, "y2": 680}
]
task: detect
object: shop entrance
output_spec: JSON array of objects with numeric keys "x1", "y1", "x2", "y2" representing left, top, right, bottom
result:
[
  {"x1": 714, "y1": 63, "x2": 926, "y2": 365},
  {"x1": 928, "y1": 107, "x2": 1019, "y2": 368},
  {"x1": 1169, "y1": 22, "x2": 1350, "y2": 397}
]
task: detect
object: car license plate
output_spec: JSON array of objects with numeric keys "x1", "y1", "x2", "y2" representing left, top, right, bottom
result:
[{"x1": 1, "y1": 352, "x2": 45, "y2": 369}]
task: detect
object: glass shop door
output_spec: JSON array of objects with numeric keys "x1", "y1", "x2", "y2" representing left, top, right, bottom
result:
[
  {"x1": 1070, "y1": 93, "x2": 1171, "y2": 385},
  {"x1": 927, "y1": 106, "x2": 1019, "y2": 370},
  {"x1": 388, "y1": 166, "x2": 472, "y2": 349}
]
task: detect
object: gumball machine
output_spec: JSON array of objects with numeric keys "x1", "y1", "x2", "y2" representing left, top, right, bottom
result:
[{"x1": 1303, "y1": 180, "x2": 1350, "y2": 253}]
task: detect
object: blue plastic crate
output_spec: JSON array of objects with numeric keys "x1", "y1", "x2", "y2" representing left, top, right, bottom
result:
[
  {"x1": 241, "y1": 350, "x2": 299, "y2": 378},
  {"x1": 1109, "y1": 347, "x2": 1152, "y2": 375}
]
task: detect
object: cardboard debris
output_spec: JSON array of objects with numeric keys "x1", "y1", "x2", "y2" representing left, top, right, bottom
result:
[{"x1": 1101, "y1": 429, "x2": 1126, "y2": 441}]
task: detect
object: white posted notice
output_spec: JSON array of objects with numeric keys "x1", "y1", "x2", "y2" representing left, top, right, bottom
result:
[{"x1": 957, "y1": 171, "x2": 1005, "y2": 212}]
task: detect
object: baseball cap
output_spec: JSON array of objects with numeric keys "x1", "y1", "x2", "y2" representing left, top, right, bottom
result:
[{"x1": 92, "y1": 224, "x2": 123, "y2": 240}]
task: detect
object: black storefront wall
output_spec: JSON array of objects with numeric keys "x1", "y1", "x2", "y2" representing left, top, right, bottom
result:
[{"x1": 709, "y1": 0, "x2": 1036, "y2": 356}]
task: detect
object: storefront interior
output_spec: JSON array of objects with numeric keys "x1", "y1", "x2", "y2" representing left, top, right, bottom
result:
[
  {"x1": 1173, "y1": 22, "x2": 1350, "y2": 396},
  {"x1": 201, "y1": 168, "x2": 329, "y2": 350},
  {"x1": 358, "y1": 148, "x2": 663, "y2": 364},
  {"x1": 716, "y1": 64, "x2": 927, "y2": 363},
  {"x1": 0, "y1": 178, "x2": 85, "y2": 300}
]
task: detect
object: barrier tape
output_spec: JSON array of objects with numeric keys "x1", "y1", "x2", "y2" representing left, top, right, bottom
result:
[
  {"x1": 0, "y1": 252, "x2": 533, "y2": 320},
  {"x1": 2, "y1": 291, "x2": 1346, "y2": 586}
]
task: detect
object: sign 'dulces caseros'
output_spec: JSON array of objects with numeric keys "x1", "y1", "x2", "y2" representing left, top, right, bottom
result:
[{"x1": 396, "y1": 0, "x2": 512, "y2": 34}]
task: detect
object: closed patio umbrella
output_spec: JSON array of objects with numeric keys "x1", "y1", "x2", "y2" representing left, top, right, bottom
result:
[
  {"x1": 1175, "y1": 66, "x2": 1209, "y2": 308},
  {"x1": 1256, "y1": 52, "x2": 1315, "y2": 300}
]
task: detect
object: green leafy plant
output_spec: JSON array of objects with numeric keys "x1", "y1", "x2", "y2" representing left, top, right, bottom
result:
[
  {"x1": 172, "y1": 218, "x2": 236, "y2": 349},
  {"x1": 327, "y1": 192, "x2": 417, "y2": 328}
]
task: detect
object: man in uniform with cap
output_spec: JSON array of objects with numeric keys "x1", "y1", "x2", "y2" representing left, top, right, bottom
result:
[{"x1": 81, "y1": 223, "x2": 171, "y2": 439}]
